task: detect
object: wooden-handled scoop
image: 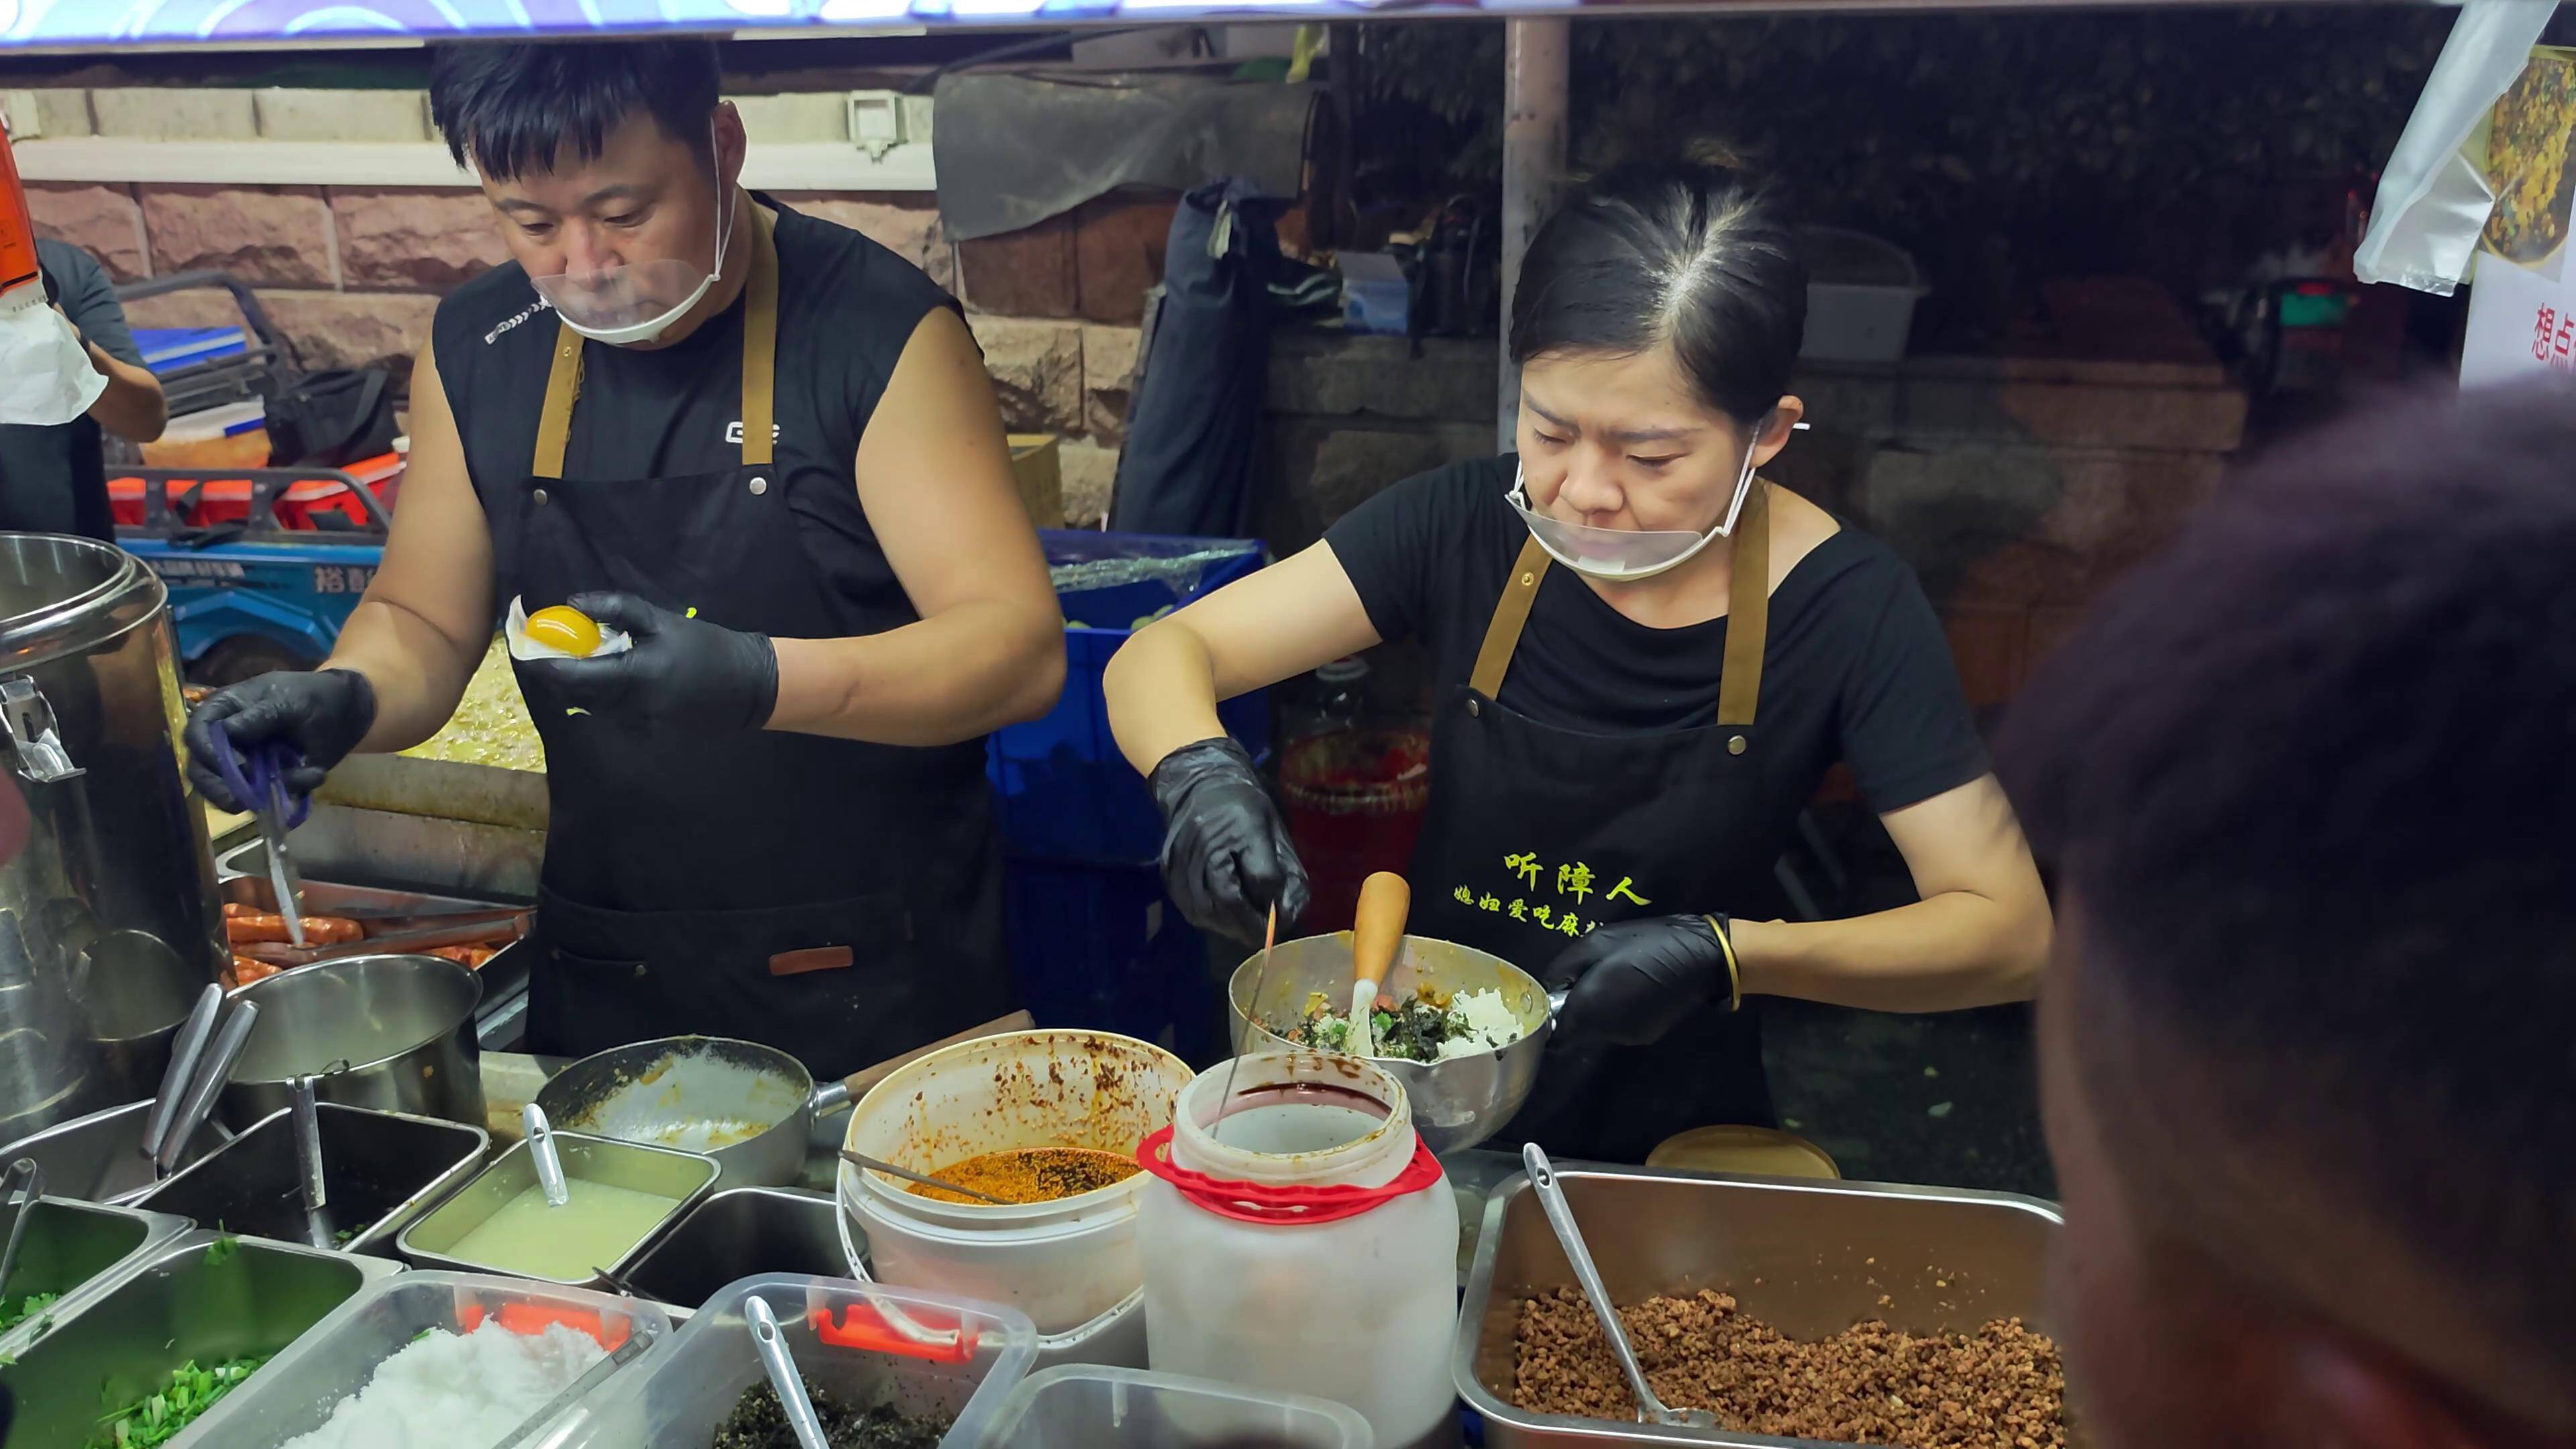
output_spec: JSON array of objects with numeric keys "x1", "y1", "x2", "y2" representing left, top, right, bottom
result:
[{"x1": 1350, "y1": 871, "x2": 1411, "y2": 1057}]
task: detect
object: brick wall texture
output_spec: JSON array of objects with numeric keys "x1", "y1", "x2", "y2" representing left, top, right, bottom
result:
[{"x1": 27, "y1": 181, "x2": 1163, "y2": 525}]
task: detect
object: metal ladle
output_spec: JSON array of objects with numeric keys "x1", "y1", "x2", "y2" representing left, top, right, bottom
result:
[
  {"x1": 747, "y1": 1295, "x2": 828, "y2": 1449},
  {"x1": 521, "y1": 1104, "x2": 571, "y2": 1207},
  {"x1": 0, "y1": 1158, "x2": 44, "y2": 1302},
  {"x1": 1522, "y1": 1143, "x2": 1718, "y2": 1430}
]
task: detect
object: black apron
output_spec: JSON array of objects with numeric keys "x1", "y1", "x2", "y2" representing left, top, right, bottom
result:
[
  {"x1": 1408, "y1": 482, "x2": 1779, "y2": 1163},
  {"x1": 498, "y1": 206, "x2": 1013, "y2": 1079}
]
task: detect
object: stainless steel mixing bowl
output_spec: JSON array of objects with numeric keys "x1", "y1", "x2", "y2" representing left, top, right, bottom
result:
[{"x1": 1227, "y1": 931, "x2": 1555, "y2": 1153}]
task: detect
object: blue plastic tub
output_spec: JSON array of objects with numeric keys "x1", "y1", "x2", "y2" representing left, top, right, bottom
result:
[
  {"x1": 987, "y1": 530, "x2": 1269, "y2": 863},
  {"x1": 1004, "y1": 857, "x2": 1225, "y2": 1063}
]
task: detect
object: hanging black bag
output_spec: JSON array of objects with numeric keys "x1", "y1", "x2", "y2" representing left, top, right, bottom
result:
[{"x1": 264, "y1": 368, "x2": 399, "y2": 468}]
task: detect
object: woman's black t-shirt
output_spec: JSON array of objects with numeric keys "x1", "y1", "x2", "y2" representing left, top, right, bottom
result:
[{"x1": 1323, "y1": 455, "x2": 1988, "y2": 816}]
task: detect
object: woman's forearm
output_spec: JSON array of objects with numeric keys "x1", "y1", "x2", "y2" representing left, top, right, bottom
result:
[
  {"x1": 1733, "y1": 888, "x2": 2050, "y2": 1013},
  {"x1": 767, "y1": 598, "x2": 1065, "y2": 747},
  {"x1": 1104, "y1": 619, "x2": 1233, "y2": 777}
]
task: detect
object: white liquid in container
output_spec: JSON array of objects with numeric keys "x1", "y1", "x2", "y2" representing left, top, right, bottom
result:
[{"x1": 449, "y1": 1179, "x2": 678, "y2": 1279}]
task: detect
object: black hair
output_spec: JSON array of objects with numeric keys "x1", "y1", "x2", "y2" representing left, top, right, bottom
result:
[
  {"x1": 428, "y1": 39, "x2": 721, "y2": 181},
  {"x1": 1508, "y1": 164, "x2": 1807, "y2": 427},
  {"x1": 1998, "y1": 382, "x2": 2576, "y2": 1411}
]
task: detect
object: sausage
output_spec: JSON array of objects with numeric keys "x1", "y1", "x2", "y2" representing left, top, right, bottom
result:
[
  {"x1": 225, "y1": 913, "x2": 364, "y2": 945},
  {"x1": 424, "y1": 945, "x2": 500, "y2": 969},
  {"x1": 228, "y1": 954, "x2": 282, "y2": 986}
]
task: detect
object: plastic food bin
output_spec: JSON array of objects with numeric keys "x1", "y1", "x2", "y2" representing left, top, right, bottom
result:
[
  {"x1": 179, "y1": 1271, "x2": 671, "y2": 1448},
  {"x1": 1797, "y1": 225, "x2": 1927, "y2": 363},
  {"x1": 555, "y1": 1275, "x2": 1036, "y2": 1449},
  {"x1": 978, "y1": 1365, "x2": 1374, "y2": 1448}
]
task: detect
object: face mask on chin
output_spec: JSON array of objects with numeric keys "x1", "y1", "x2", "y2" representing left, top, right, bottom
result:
[
  {"x1": 527, "y1": 123, "x2": 735, "y2": 347},
  {"x1": 1505, "y1": 423, "x2": 1765, "y2": 581}
]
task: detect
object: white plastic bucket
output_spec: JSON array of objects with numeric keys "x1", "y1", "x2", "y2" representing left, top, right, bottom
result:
[{"x1": 839, "y1": 1028, "x2": 1191, "y2": 1335}]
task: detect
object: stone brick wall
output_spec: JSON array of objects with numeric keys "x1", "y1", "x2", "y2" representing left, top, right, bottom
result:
[
  {"x1": 1252, "y1": 328, "x2": 2247, "y2": 726},
  {"x1": 25, "y1": 178, "x2": 1164, "y2": 525}
]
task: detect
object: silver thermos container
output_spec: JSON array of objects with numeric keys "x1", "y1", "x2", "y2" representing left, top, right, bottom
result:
[{"x1": 0, "y1": 536, "x2": 225, "y2": 1138}]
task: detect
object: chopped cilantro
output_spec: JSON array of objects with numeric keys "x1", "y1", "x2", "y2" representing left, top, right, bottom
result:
[
  {"x1": 84, "y1": 1352, "x2": 270, "y2": 1448},
  {"x1": 0, "y1": 1291, "x2": 57, "y2": 1332}
]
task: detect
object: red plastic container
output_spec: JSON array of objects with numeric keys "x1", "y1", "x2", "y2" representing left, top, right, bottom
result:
[{"x1": 110, "y1": 451, "x2": 402, "y2": 531}]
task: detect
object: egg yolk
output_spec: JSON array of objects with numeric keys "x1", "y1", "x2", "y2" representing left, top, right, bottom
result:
[{"x1": 525, "y1": 605, "x2": 603, "y2": 658}]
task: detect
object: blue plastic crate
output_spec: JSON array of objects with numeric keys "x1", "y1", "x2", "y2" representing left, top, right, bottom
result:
[
  {"x1": 987, "y1": 530, "x2": 1269, "y2": 863},
  {"x1": 1004, "y1": 857, "x2": 1224, "y2": 1062}
]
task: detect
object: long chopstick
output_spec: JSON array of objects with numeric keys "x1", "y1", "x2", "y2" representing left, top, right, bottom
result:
[
  {"x1": 1212, "y1": 904, "x2": 1279, "y2": 1132},
  {"x1": 838, "y1": 1150, "x2": 1011, "y2": 1205}
]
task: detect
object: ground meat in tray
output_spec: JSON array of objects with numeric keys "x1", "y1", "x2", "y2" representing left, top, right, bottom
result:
[{"x1": 1513, "y1": 1287, "x2": 2067, "y2": 1448}]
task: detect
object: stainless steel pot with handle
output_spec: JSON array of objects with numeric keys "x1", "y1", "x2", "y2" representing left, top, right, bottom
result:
[
  {"x1": 0, "y1": 537, "x2": 225, "y2": 1140},
  {"x1": 535, "y1": 1035, "x2": 852, "y2": 1191},
  {"x1": 220, "y1": 953, "x2": 486, "y2": 1129}
]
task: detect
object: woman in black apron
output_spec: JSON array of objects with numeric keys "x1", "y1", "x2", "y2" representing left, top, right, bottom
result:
[
  {"x1": 184, "y1": 42, "x2": 1053, "y2": 1081},
  {"x1": 1107, "y1": 162, "x2": 2053, "y2": 1162}
]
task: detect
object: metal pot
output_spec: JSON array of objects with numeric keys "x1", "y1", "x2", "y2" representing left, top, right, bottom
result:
[
  {"x1": 1228, "y1": 930, "x2": 1556, "y2": 1154},
  {"x1": 220, "y1": 953, "x2": 484, "y2": 1129},
  {"x1": 0, "y1": 537, "x2": 227, "y2": 1139},
  {"x1": 536, "y1": 1035, "x2": 851, "y2": 1191}
]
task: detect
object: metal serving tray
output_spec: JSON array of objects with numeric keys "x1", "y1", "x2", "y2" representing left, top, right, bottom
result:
[
  {"x1": 135, "y1": 1103, "x2": 488, "y2": 1255},
  {"x1": 1455, "y1": 1165, "x2": 2066, "y2": 1448},
  {"x1": 0, "y1": 1195, "x2": 192, "y2": 1360},
  {"x1": 622, "y1": 1185, "x2": 847, "y2": 1311},
  {"x1": 0, "y1": 1096, "x2": 230, "y2": 1205},
  {"x1": 0, "y1": 1229, "x2": 402, "y2": 1447},
  {"x1": 396, "y1": 1131, "x2": 718, "y2": 1292}
]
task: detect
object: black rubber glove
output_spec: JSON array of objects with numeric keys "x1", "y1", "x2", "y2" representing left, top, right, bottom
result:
[
  {"x1": 1540, "y1": 912, "x2": 1737, "y2": 1048},
  {"x1": 1149, "y1": 737, "x2": 1311, "y2": 944},
  {"x1": 182, "y1": 668, "x2": 377, "y2": 812},
  {"x1": 524, "y1": 592, "x2": 780, "y2": 732}
]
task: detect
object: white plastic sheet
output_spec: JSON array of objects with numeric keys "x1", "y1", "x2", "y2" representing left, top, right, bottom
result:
[
  {"x1": 0, "y1": 285, "x2": 106, "y2": 428},
  {"x1": 2354, "y1": 0, "x2": 2560, "y2": 297}
]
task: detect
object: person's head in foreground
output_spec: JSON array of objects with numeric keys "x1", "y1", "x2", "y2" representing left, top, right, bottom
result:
[
  {"x1": 429, "y1": 38, "x2": 741, "y2": 349},
  {"x1": 2000, "y1": 382, "x2": 2576, "y2": 1449}
]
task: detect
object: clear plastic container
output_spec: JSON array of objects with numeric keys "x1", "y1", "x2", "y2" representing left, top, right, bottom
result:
[
  {"x1": 979, "y1": 1365, "x2": 1374, "y2": 1448},
  {"x1": 178, "y1": 1271, "x2": 672, "y2": 1449},
  {"x1": 555, "y1": 1275, "x2": 1036, "y2": 1449}
]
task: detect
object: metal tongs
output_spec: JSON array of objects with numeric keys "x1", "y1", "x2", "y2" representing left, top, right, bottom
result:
[
  {"x1": 140, "y1": 983, "x2": 262, "y2": 1180},
  {"x1": 289, "y1": 1075, "x2": 335, "y2": 1249},
  {"x1": 0, "y1": 1158, "x2": 44, "y2": 1304},
  {"x1": 1523, "y1": 1144, "x2": 1719, "y2": 1430},
  {"x1": 206, "y1": 720, "x2": 311, "y2": 948},
  {"x1": 747, "y1": 1295, "x2": 829, "y2": 1449}
]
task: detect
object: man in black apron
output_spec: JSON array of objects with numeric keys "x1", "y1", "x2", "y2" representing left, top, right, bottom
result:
[{"x1": 183, "y1": 40, "x2": 1061, "y2": 1079}]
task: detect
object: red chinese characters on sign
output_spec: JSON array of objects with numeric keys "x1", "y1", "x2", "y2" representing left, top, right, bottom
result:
[{"x1": 2534, "y1": 306, "x2": 2575, "y2": 370}]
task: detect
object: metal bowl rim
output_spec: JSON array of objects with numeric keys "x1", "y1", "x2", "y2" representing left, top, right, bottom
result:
[{"x1": 225, "y1": 953, "x2": 485, "y2": 1079}]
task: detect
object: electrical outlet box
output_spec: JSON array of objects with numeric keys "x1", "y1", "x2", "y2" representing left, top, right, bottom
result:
[{"x1": 847, "y1": 91, "x2": 904, "y2": 159}]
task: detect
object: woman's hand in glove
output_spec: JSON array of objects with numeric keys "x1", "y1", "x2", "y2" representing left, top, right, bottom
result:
[
  {"x1": 1148, "y1": 736, "x2": 1310, "y2": 943},
  {"x1": 524, "y1": 592, "x2": 780, "y2": 732},
  {"x1": 1540, "y1": 913, "x2": 1737, "y2": 1047}
]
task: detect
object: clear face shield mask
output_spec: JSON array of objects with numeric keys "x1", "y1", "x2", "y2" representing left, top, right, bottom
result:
[
  {"x1": 527, "y1": 123, "x2": 735, "y2": 347},
  {"x1": 1505, "y1": 421, "x2": 1768, "y2": 582}
]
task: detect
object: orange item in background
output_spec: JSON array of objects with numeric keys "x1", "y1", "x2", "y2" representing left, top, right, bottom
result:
[{"x1": 1, "y1": 123, "x2": 38, "y2": 297}]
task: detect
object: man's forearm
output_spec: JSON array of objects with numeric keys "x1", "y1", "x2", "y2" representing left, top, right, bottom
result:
[
  {"x1": 767, "y1": 600, "x2": 1065, "y2": 746},
  {"x1": 83, "y1": 345, "x2": 166, "y2": 441},
  {"x1": 1733, "y1": 890, "x2": 2050, "y2": 1013},
  {"x1": 324, "y1": 597, "x2": 484, "y2": 753}
]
